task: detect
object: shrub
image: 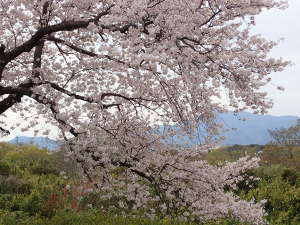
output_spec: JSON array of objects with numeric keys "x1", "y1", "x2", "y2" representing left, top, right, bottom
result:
[
  {"x1": 281, "y1": 168, "x2": 298, "y2": 186},
  {"x1": 30, "y1": 159, "x2": 59, "y2": 176},
  {"x1": 0, "y1": 161, "x2": 10, "y2": 176},
  {"x1": 0, "y1": 175, "x2": 32, "y2": 194},
  {"x1": 242, "y1": 176, "x2": 300, "y2": 225}
]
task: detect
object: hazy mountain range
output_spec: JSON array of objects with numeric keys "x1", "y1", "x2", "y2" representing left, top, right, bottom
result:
[
  {"x1": 217, "y1": 112, "x2": 299, "y2": 145},
  {"x1": 9, "y1": 136, "x2": 60, "y2": 150},
  {"x1": 8, "y1": 112, "x2": 299, "y2": 150}
]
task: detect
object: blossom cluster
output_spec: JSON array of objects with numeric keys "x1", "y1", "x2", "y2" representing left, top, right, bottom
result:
[
  {"x1": 0, "y1": 1, "x2": 288, "y2": 223},
  {"x1": 66, "y1": 131, "x2": 266, "y2": 224}
]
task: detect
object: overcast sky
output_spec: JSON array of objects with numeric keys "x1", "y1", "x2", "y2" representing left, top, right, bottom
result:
[{"x1": 254, "y1": 0, "x2": 300, "y2": 116}]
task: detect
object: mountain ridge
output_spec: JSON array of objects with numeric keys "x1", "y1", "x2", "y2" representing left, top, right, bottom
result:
[
  {"x1": 7, "y1": 112, "x2": 299, "y2": 149},
  {"x1": 218, "y1": 112, "x2": 299, "y2": 145},
  {"x1": 9, "y1": 136, "x2": 60, "y2": 150}
]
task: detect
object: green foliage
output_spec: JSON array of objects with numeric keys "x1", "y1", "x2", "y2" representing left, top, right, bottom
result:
[
  {"x1": 0, "y1": 142, "x2": 18, "y2": 159},
  {"x1": 2, "y1": 145, "x2": 50, "y2": 163},
  {"x1": 0, "y1": 208, "x2": 246, "y2": 225},
  {"x1": 0, "y1": 194, "x2": 13, "y2": 210},
  {"x1": 19, "y1": 191, "x2": 44, "y2": 216},
  {"x1": 281, "y1": 168, "x2": 299, "y2": 186},
  {"x1": 205, "y1": 145, "x2": 300, "y2": 225},
  {"x1": 239, "y1": 166, "x2": 300, "y2": 225},
  {"x1": 0, "y1": 161, "x2": 10, "y2": 176},
  {"x1": 50, "y1": 146, "x2": 81, "y2": 179},
  {"x1": 0, "y1": 144, "x2": 69, "y2": 219},
  {"x1": 30, "y1": 159, "x2": 60, "y2": 176},
  {"x1": 206, "y1": 144, "x2": 300, "y2": 171},
  {"x1": 260, "y1": 145, "x2": 300, "y2": 170},
  {"x1": 205, "y1": 145, "x2": 262, "y2": 165},
  {"x1": 0, "y1": 210, "x2": 45, "y2": 225},
  {"x1": 0, "y1": 142, "x2": 300, "y2": 225},
  {"x1": 0, "y1": 175, "x2": 32, "y2": 194}
]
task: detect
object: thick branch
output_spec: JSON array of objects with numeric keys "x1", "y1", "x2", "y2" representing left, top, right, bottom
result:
[
  {"x1": 40, "y1": 81, "x2": 120, "y2": 109},
  {"x1": 0, "y1": 126, "x2": 10, "y2": 135},
  {"x1": 0, "y1": 4, "x2": 114, "y2": 81},
  {"x1": 47, "y1": 36, "x2": 98, "y2": 57},
  {"x1": 113, "y1": 160, "x2": 155, "y2": 183},
  {"x1": 0, "y1": 84, "x2": 79, "y2": 136},
  {"x1": 30, "y1": 92, "x2": 79, "y2": 137},
  {"x1": 0, "y1": 79, "x2": 39, "y2": 114},
  {"x1": 0, "y1": 94, "x2": 22, "y2": 115}
]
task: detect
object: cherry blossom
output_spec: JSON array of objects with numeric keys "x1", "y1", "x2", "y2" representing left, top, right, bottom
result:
[{"x1": 0, "y1": 0, "x2": 289, "y2": 223}]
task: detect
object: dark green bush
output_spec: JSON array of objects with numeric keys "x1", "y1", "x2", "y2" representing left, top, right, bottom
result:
[
  {"x1": 281, "y1": 168, "x2": 298, "y2": 186},
  {"x1": 19, "y1": 192, "x2": 44, "y2": 216},
  {"x1": 241, "y1": 176, "x2": 300, "y2": 225},
  {"x1": 0, "y1": 194, "x2": 13, "y2": 210},
  {"x1": 0, "y1": 175, "x2": 32, "y2": 194},
  {"x1": 0, "y1": 161, "x2": 10, "y2": 176},
  {"x1": 30, "y1": 159, "x2": 60, "y2": 176}
]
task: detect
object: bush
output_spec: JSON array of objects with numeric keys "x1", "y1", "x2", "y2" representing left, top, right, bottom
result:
[
  {"x1": 0, "y1": 210, "x2": 44, "y2": 225},
  {"x1": 0, "y1": 175, "x2": 32, "y2": 194},
  {"x1": 30, "y1": 159, "x2": 59, "y2": 176},
  {"x1": 241, "y1": 176, "x2": 300, "y2": 225},
  {"x1": 0, "y1": 194, "x2": 13, "y2": 210},
  {"x1": 19, "y1": 192, "x2": 44, "y2": 216},
  {"x1": 281, "y1": 168, "x2": 298, "y2": 186},
  {"x1": 0, "y1": 161, "x2": 10, "y2": 176}
]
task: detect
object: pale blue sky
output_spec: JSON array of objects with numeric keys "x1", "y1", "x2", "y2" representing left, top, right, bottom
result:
[{"x1": 254, "y1": 0, "x2": 300, "y2": 116}]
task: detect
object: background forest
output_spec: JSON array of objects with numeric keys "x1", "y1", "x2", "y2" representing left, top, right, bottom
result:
[{"x1": 0, "y1": 137, "x2": 299, "y2": 225}]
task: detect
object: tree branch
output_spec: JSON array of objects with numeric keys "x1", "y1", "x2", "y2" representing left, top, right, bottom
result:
[
  {"x1": 0, "y1": 4, "x2": 114, "y2": 81},
  {"x1": 0, "y1": 126, "x2": 10, "y2": 135},
  {"x1": 0, "y1": 94, "x2": 23, "y2": 114},
  {"x1": 46, "y1": 36, "x2": 127, "y2": 66}
]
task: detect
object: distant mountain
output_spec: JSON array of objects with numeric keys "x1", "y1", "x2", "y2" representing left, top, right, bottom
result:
[
  {"x1": 218, "y1": 112, "x2": 299, "y2": 145},
  {"x1": 9, "y1": 136, "x2": 60, "y2": 150},
  {"x1": 160, "y1": 112, "x2": 299, "y2": 146},
  {"x1": 7, "y1": 112, "x2": 299, "y2": 149}
]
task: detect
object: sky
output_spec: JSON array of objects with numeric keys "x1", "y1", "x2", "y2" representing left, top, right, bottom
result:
[
  {"x1": 253, "y1": 0, "x2": 300, "y2": 116},
  {"x1": 1, "y1": 0, "x2": 300, "y2": 141}
]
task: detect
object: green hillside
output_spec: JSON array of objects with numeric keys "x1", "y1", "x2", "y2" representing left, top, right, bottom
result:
[{"x1": 0, "y1": 142, "x2": 299, "y2": 225}]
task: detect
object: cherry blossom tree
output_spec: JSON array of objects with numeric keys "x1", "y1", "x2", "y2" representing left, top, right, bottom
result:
[{"x1": 0, "y1": 0, "x2": 289, "y2": 224}]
